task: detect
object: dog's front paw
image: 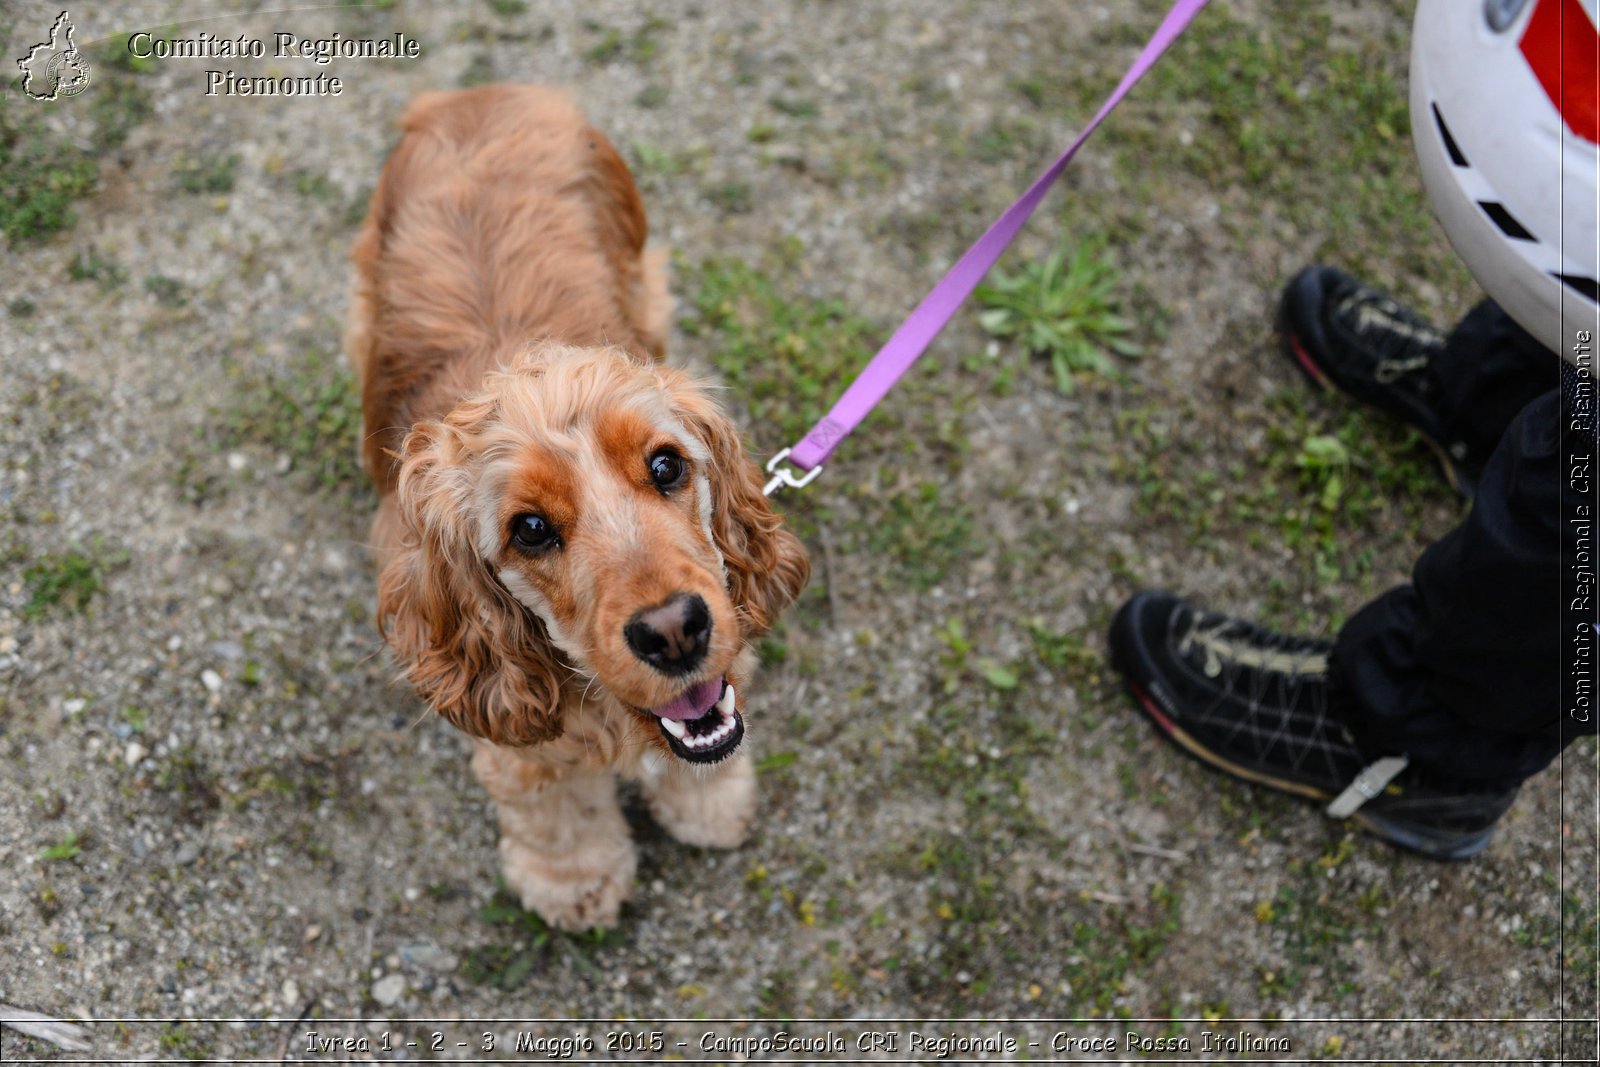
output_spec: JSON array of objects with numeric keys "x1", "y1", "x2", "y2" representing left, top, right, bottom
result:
[
  {"x1": 498, "y1": 837, "x2": 636, "y2": 931},
  {"x1": 646, "y1": 750, "x2": 757, "y2": 849}
]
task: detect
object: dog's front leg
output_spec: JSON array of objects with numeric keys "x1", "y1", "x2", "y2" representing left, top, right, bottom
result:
[
  {"x1": 471, "y1": 742, "x2": 635, "y2": 930},
  {"x1": 640, "y1": 747, "x2": 757, "y2": 850}
]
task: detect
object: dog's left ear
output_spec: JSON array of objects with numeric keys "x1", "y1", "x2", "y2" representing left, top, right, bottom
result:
[{"x1": 666, "y1": 375, "x2": 810, "y2": 636}]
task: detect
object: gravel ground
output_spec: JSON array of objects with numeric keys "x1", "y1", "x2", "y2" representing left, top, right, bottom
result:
[{"x1": 2, "y1": 0, "x2": 1595, "y2": 1062}]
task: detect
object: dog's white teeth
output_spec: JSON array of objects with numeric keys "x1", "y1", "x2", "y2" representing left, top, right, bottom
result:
[
  {"x1": 718, "y1": 684, "x2": 736, "y2": 714},
  {"x1": 680, "y1": 722, "x2": 731, "y2": 749},
  {"x1": 659, "y1": 716, "x2": 687, "y2": 740}
]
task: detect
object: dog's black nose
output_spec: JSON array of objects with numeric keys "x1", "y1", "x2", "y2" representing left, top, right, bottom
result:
[{"x1": 625, "y1": 593, "x2": 711, "y2": 674}]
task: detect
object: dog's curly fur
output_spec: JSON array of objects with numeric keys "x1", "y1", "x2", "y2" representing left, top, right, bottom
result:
[{"x1": 346, "y1": 85, "x2": 809, "y2": 929}]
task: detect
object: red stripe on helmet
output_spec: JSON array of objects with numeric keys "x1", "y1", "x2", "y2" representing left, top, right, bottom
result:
[{"x1": 1521, "y1": 0, "x2": 1600, "y2": 144}]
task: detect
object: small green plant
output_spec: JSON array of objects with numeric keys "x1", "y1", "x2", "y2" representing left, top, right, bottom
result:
[
  {"x1": 158, "y1": 1023, "x2": 208, "y2": 1060},
  {"x1": 1028, "y1": 623, "x2": 1103, "y2": 683},
  {"x1": 936, "y1": 617, "x2": 973, "y2": 693},
  {"x1": 462, "y1": 885, "x2": 600, "y2": 990},
  {"x1": 22, "y1": 549, "x2": 107, "y2": 619},
  {"x1": 769, "y1": 96, "x2": 818, "y2": 118},
  {"x1": 120, "y1": 705, "x2": 149, "y2": 732},
  {"x1": 0, "y1": 120, "x2": 98, "y2": 243},
  {"x1": 39, "y1": 830, "x2": 81, "y2": 861},
  {"x1": 705, "y1": 181, "x2": 752, "y2": 214},
  {"x1": 144, "y1": 274, "x2": 187, "y2": 308},
  {"x1": 99, "y1": 30, "x2": 163, "y2": 74},
  {"x1": 584, "y1": 27, "x2": 625, "y2": 63},
  {"x1": 67, "y1": 248, "x2": 128, "y2": 291},
  {"x1": 291, "y1": 170, "x2": 339, "y2": 201},
  {"x1": 458, "y1": 53, "x2": 495, "y2": 87},
  {"x1": 630, "y1": 141, "x2": 705, "y2": 178},
  {"x1": 679, "y1": 252, "x2": 877, "y2": 449},
  {"x1": 217, "y1": 349, "x2": 363, "y2": 490},
  {"x1": 976, "y1": 241, "x2": 1141, "y2": 393},
  {"x1": 582, "y1": 18, "x2": 663, "y2": 67},
  {"x1": 174, "y1": 153, "x2": 238, "y2": 194},
  {"x1": 977, "y1": 660, "x2": 1018, "y2": 690},
  {"x1": 756, "y1": 751, "x2": 798, "y2": 773},
  {"x1": 1295, "y1": 433, "x2": 1353, "y2": 512}
]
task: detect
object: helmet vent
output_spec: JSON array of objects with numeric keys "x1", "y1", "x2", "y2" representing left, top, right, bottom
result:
[
  {"x1": 1431, "y1": 103, "x2": 1469, "y2": 167},
  {"x1": 1478, "y1": 200, "x2": 1536, "y2": 241}
]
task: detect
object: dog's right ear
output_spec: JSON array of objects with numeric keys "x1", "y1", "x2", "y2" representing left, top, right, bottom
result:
[{"x1": 377, "y1": 422, "x2": 566, "y2": 747}]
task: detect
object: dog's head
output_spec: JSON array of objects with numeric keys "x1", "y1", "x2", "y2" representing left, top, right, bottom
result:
[{"x1": 377, "y1": 344, "x2": 809, "y2": 763}]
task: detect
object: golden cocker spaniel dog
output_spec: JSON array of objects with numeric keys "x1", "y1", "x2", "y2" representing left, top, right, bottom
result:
[{"x1": 346, "y1": 85, "x2": 810, "y2": 929}]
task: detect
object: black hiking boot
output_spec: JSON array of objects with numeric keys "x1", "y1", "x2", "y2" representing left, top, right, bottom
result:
[
  {"x1": 1109, "y1": 590, "x2": 1518, "y2": 860},
  {"x1": 1279, "y1": 265, "x2": 1481, "y2": 498}
]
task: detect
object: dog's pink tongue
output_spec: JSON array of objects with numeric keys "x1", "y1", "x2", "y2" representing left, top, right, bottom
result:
[{"x1": 649, "y1": 678, "x2": 724, "y2": 721}]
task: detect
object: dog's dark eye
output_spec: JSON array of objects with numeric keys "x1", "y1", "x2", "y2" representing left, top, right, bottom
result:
[
  {"x1": 510, "y1": 513, "x2": 559, "y2": 553},
  {"x1": 649, "y1": 450, "x2": 686, "y2": 490}
]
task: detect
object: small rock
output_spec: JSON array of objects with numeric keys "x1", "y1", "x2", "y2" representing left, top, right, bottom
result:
[
  {"x1": 227, "y1": 452, "x2": 249, "y2": 472},
  {"x1": 399, "y1": 943, "x2": 459, "y2": 973},
  {"x1": 201, "y1": 669, "x2": 223, "y2": 693},
  {"x1": 208, "y1": 641, "x2": 245, "y2": 662},
  {"x1": 371, "y1": 973, "x2": 406, "y2": 1007},
  {"x1": 63, "y1": 698, "x2": 86, "y2": 717},
  {"x1": 173, "y1": 840, "x2": 201, "y2": 866},
  {"x1": 125, "y1": 742, "x2": 148, "y2": 767}
]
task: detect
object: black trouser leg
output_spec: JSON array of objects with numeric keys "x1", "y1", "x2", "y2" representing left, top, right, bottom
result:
[
  {"x1": 1434, "y1": 300, "x2": 1564, "y2": 462},
  {"x1": 1330, "y1": 315, "x2": 1593, "y2": 789}
]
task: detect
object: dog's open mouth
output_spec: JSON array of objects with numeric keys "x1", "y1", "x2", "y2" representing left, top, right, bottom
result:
[{"x1": 644, "y1": 677, "x2": 743, "y2": 764}]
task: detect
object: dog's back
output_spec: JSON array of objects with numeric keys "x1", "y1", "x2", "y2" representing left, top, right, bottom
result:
[{"x1": 347, "y1": 85, "x2": 669, "y2": 491}]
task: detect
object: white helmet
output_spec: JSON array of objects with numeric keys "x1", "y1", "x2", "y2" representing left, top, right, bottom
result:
[{"x1": 1410, "y1": 0, "x2": 1598, "y2": 363}]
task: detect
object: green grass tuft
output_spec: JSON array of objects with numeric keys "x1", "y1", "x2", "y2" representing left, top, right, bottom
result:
[
  {"x1": 67, "y1": 248, "x2": 128, "y2": 291},
  {"x1": 143, "y1": 274, "x2": 187, "y2": 308},
  {"x1": 216, "y1": 349, "x2": 364, "y2": 491},
  {"x1": 678, "y1": 250, "x2": 878, "y2": 452},
  {"x1": 38, "y1": 829, "x2": 82, "y2": 861},
  {"x1": 22, "y1": 548, "x2": 114, "y2": 619},
  {"x1": 0, "y1": 122, "x2": 98, "y2": 244},
  {"x1": 976, "y1": 240, "x2": 1141, "y2": 394},
  {"x1": 0, "y1": 27, "x2": 155, "y2": 244},
  {"x1": 174, "y1": 153, "x2": 238, "y2": 195},
  {"x1": 861, "y1": 482, "x2": 976, "y2": 592}
]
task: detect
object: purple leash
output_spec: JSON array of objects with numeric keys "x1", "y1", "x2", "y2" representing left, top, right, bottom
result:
[{"x1": 763, "y1": 0, "x2": 1211, "y2": 496}]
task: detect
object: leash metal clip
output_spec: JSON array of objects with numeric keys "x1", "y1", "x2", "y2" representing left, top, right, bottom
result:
[{"x1": 762, "y1": 448, "x2": 823, "y2": 497}]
